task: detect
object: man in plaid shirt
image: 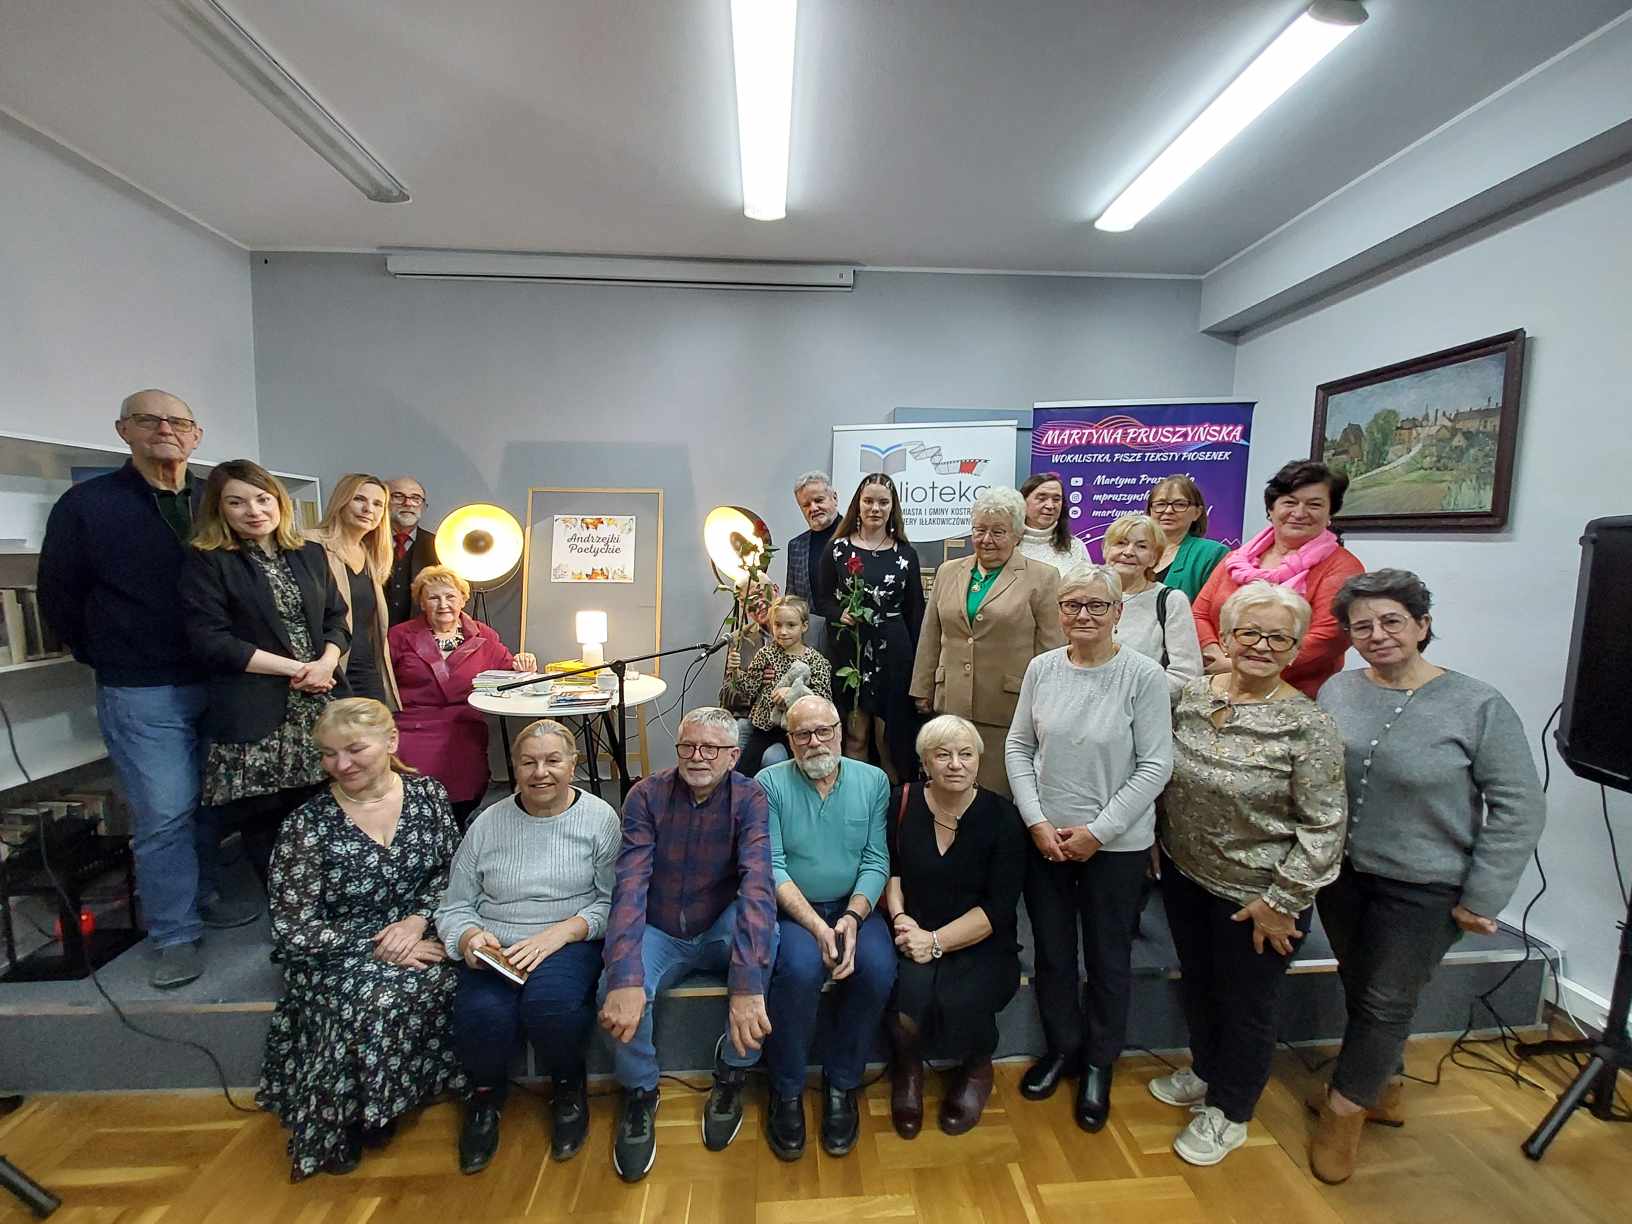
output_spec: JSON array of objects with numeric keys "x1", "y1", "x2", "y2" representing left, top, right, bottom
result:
[{"x1": 598, "y1": 706, "x2": 777, "y2": 1182}]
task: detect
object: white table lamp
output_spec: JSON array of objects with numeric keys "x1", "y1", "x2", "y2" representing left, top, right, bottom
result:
[{"x1": 576, "y1": 610, "x2": 608, "y2": 666}]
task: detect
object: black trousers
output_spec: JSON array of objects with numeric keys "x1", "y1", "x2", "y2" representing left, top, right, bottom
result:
[
  {"x1": 1318, "y1": 861, "x2": 1463, "y2": 1108},
  {"x1": 223, "y1": 783, "x2": 323, "y2": 887},
  {"x1": 739, "y1": 725, "x2": 787, "y2": 776},
  {"x1": 894, "y1": 942, "x2": 1021, "y2": 1061},
  {"x1": 1023, "y1": 847, "x2": 1149, "y2": 1068},
  {"x1": 1160, "y1": 856, "x2": 1311, "y2": 1123}
]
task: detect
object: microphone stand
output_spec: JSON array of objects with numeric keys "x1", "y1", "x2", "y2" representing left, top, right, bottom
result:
[{"x1": 495, "y1": 640, "x2": 729, "y2": 797}]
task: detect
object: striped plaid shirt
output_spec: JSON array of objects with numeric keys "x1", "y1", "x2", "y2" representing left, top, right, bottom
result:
[{"x1": 603, "y1": 768, "x2": 776, "y2": 996}]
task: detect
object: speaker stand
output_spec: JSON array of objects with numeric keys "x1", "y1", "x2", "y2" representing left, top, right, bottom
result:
[{"x1": 1517, "y1": 892, "x2": 1632, "y2": 1159}]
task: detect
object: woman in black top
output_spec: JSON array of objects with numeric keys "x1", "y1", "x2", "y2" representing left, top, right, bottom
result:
[
  {"x1": 814, "y1": 473, "x2": 926, "y2": 783},
  {"x1": 309, "y1": 473, "x2": 399, "y2": 708},
  {"x1": 180, "y1": 460, "x2": 351, "y2": 883},
  {"x1": 882, "y1": 714, "x2": 1026, "y2": 1139}
]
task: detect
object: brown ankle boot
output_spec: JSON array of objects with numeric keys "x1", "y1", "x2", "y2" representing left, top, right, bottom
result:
[
  {"x1": 1304, "y1": 1077, "x2": 1406, "y2": 1127},
  {"x1": 938, "y1": 1056, "x2": 994, "y2": 1136},
  {"x1": 889, "y1": 1019, "x2": 924, "y2": 1139},
  {"x1": 1310, "y1": 1096, "x2": 1366, "y2": 1184}
]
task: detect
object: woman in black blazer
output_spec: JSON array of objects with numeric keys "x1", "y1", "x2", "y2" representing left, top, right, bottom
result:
[{"x1": 179, "y1": 460, "x2": 351, "y2": 883}]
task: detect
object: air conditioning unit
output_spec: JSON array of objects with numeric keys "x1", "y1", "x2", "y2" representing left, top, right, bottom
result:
[{"x1": 383, "y1": 251, "x2": 854, "y2": 292}]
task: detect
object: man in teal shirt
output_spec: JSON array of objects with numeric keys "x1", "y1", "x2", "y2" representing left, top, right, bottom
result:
[{"x1": 756, "y1": 695, "x2": 895, "y2": 1161}]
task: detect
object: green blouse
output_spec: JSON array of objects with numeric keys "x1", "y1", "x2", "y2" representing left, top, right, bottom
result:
[
  {"x1": 1156, "y1": 533, "x2": 1229, "y2": 601},
  {"x1": 966, "y1": 563, "x2": 1003, "y2": 622}
]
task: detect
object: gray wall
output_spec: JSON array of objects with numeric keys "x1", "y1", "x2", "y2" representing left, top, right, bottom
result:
[
  {"x1": 251, "y1": 256, "x2": 1235, "y2": 743},
  {"x1": 1233, "y1": 165, "x2": 1632, "y2": 1022}
]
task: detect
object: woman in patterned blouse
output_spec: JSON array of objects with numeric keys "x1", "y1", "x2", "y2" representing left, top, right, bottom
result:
[
  {"x1": 1151, "y1": 581, "x2": 1347, "y2": 1168},
  {"x1": 258, "y1": 698, "x2": 466, "y2": 1180}
]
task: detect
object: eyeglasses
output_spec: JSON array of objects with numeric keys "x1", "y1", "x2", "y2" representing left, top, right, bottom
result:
[
  {"x1": 1060, "y1": 599, "x2": 1115, "y2": 618},
  {"x1": 1348, "y1": 613, "x2": 1413, "y2": 638},
  {"x1": 389, "y1": 493, "x2": 426, "y2": 506},
  {"x1": 1231, "y1": 627, "x2": 1299, "y2": 651},
  {"x1": 1150, "y1": 499, "x2": 1195, "y2": 513},
  {"x1": 789, "y1": 722, "x2": 840, "y2": 745},
  {"x1": 676, "y1": 742, "x2": 732, "y2": 760},
  {"x1": 123, "y1": 413, "x2": 199, "y2": 435}
]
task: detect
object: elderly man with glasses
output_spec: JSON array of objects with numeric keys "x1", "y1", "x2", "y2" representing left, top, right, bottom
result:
[
  {"x1": 39, "y1": 389, "x2": 259, "y2": 989},
  {"x1": 597, "y1": 707, "x2": 777, "y2": 1183},
  {"x1": 754, "y1": 695, "x2": 896, "y2": 1161},
  {"x1": 383, "y1": 476, "x2": 440, "y2": 625}
]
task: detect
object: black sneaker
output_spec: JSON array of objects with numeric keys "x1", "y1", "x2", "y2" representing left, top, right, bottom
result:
[
  {"x1": 551, "y1": 1075, "x2": 589, "y2": 1162},
  {"x1": 766, "y1": 1091, "x2": 806, "y2": 1162},
  {"x1": 459, "y1": 1096, "x2": 501, "y2": 1174},
  {"x1": 702, "y1": 1035, "x2": 747, "y2": 1151},
  {"x1": 820, "y1": 1076, "x2": 860, "y2": 1157},
  {"x1": 612, "y1": 1087, "x2": 659, "y2": 1183}
]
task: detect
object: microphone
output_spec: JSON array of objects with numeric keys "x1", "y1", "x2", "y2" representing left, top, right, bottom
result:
[{"x1": 699, "y1": 637, "x2": 733, "y2": 658}]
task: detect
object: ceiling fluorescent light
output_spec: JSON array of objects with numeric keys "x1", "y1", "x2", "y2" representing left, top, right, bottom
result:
[
  {"x1": 1095, "y1": 0, "x2": 1366, "y2": 232},
  {"x1": 384, "y1": 251, "x2": 854, "y2": 291},
  {"x1": 730, "y1": 0, "x2": 798, "y2": 220},
  {"x1": 153, "y1": 0, "x2": 409, "y2": 203}
]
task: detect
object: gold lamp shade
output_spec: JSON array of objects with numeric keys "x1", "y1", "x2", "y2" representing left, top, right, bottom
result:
[
  {"x1": 435, "y1": 502, "x2": 525, "y2": 590},
  {"x1": 704, "y1": 505, "x2": 773, "y2": 586}
]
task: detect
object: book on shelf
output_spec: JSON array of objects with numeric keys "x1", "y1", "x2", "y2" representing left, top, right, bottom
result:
[
  {"x1": 472, "y1": 944, "x2": 530, "y2": 985},
  {"x1": 1, "y1": 589, "x2": 27, "y2": 665}
]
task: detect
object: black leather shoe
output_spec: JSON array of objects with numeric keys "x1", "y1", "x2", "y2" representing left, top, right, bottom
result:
[
  {"x1": 459, "y1": 1099, "x2": 501, "y2": 1174},
  {"x1": 323, "y1": 1124, "x2": 364, "y2": 1176},
  {"x1": 1020, "y1": 1052, "x2": 1074, "y2": 1101},
  {"x1": 1075, "y1": 1063, "x2": 1113, "y2": 1133},
  {"x1": 820, "y1": 1076, "x2": 860, "y2": 1157},
  {"x1": 550, "y1": 1076, "x2": 589, "y2": 1162},
  {"x1": 766, "y1": 1092, "x2": 806, "y2": 1161}
]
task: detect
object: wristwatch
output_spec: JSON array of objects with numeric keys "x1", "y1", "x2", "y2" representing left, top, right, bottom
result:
[{"x1": 930, "y1": 932, "x2": 943, "y2": 960}]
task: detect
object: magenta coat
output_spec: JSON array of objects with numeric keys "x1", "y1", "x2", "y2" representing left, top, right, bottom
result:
[{"x1": 388, "y1": 613, "x2": 515, "y2": 803}]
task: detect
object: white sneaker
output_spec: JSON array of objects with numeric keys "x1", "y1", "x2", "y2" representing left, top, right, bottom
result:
[
  {"x1": 1148, "y1": 1067, "x2": 1208, "y2": 1108},
  {"x1": 1173, "y1": 1105, "x2": 1248, "y2": 1166}
]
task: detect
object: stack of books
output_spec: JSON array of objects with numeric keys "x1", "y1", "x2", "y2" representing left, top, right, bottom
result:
[{"x1": 471, "y1": 670, "x2": 547, "y2": 694}]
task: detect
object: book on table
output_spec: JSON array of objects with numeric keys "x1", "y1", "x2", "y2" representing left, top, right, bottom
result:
[{"x1": 472, "y1": 944, "x2": 531, "y2": 985}]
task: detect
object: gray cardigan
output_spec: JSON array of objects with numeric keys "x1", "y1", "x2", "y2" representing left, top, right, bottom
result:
[
  {"x1": 435, "y1": 790, "x2": 621, "y2": 958},
  {"x1": 1316, "y1": 669, "x2": 1545, "y2": 916}
]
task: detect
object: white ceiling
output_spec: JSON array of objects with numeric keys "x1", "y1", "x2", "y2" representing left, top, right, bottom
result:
[{"x1": 2, "y1": 0, "x2": 1628, "y2": 273}]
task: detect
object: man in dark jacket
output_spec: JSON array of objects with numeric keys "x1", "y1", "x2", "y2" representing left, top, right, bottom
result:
[
  {"x1": 38, "y1": 390, "x2": 259, "y2": 989},
  {"x1": 384, "y1": 476, "x2": 440, "y2": 625}
]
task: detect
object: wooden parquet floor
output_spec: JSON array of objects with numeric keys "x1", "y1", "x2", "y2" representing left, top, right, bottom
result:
[{"x1": 1, "y1": 1040, "x2": 1627, "y2": 1224}]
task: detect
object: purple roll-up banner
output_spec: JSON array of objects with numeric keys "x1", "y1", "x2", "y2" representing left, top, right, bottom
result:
[{"x1": 1031, "y1": 399, "x2": 1256, "y2": 562}]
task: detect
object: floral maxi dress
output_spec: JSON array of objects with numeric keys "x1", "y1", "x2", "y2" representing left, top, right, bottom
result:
[{"x1": 257, "y1": 774, "x2": 467, "y2": 1179}]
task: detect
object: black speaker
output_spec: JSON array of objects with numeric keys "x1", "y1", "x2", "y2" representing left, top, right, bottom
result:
[{"x1": 1556, "y1": 516, "x2": 1632, "y2": 792}]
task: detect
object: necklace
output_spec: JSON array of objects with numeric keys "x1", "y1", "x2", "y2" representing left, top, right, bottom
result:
[{"x1": 337, "y1": 775, "x2": 400, "y2": 805}]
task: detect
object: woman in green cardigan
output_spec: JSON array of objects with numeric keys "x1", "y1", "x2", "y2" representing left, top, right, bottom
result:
[{"x1": 1146, "y1": 476, "x2": 1228, "y2": 601}]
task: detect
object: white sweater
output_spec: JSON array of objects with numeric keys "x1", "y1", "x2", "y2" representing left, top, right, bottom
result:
[
  {"x1": 1115, "y1": 583, "x2": 1203, "y2": 697},
  {"x1": 1018, "y1": 526, "x2": 1090, "y2": 573}
]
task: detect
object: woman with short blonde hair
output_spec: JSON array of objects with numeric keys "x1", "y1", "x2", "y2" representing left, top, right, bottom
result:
[
  {"x1": 1102, "y1": 513, "x2": 1203, "y2": 696},
  {"x1": 258, "y1": 698, "x2": 465, "y2": 1180},
  {"x1": 437, "y1": 713, "x2": 621, "y2": 1171},
  {"x1": 881, "y1": 714, "x2": 1026, "y2": 1139},
  {"x1": 388, "y1": 566, "x2": 537, "y2": 827}
]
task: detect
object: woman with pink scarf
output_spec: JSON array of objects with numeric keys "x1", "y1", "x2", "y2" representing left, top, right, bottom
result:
[{"x1": 1191, "y1": 461, "x2": 1362, "y2": 698}]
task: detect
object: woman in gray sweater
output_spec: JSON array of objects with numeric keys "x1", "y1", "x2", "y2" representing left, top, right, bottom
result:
[
  {"x1": 1309, "y1": 570, "x2": 1544, "y2": 1184},
  {"x1": 1005, "y1": 564, "x2": 1173, "y2": 1133},
  {"x1": 435, "y1": 719, "x2": 621, "y2": 1173}
]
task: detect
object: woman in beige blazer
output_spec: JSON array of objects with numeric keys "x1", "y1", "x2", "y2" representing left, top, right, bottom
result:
[{"x1": 911, "y1": 488, "x2": 1065, "y2": 796}]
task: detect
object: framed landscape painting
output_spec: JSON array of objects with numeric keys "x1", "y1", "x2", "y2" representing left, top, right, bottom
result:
[{"x1": 1311, "y1": 329, "x2": 1526, "y2": 532}]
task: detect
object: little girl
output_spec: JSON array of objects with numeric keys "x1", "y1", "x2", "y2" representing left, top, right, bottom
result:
[{"x1": 722, "y1": 596, "x2": 833, "y2": 775}]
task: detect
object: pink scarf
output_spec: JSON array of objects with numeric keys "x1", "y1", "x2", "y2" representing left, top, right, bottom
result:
[{"x1": 1223, "y1": 526, "x2": 1339, "y2": 595}]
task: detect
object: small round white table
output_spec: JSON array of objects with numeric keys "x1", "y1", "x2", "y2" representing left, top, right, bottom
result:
[{"x1": 469, "y1": 672, "x2": 668, "y2": 799}]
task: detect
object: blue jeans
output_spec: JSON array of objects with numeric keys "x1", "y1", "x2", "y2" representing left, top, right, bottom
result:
[
  {"x1": 600, "y1": 900, "x2": 778, "y2": 1092},
  {"x1": 764, "y1": 901, "x2": 897, "y2": 1098},
  {"x1": 454, "y1": 939, "x2": 604, "y2": 1097},
  {"x1": 96, "y1": 683, "x2": 220, "y2": 948}
]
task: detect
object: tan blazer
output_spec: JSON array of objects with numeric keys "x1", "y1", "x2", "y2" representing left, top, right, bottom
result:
[
  {"x1": 314, "y1": 538, "x2": 402, "y2": 711},
  {"x1": 909, "y1": 551, "x2": 1064, "y2": 727}
]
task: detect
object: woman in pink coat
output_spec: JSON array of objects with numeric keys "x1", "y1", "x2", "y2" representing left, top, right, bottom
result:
[{"x1": 388, "y1": 565, "x2": 537, "y2": 826}]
